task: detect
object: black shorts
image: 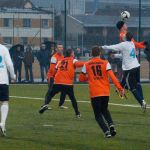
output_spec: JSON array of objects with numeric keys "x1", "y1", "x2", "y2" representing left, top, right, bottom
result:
[
  {"x1": 0, "y1": 84, "x2": 9, "y2": 101},
  {"x1": 121, "y1": 67, "x2": 140, "y2": 91},
  {"x1": 51, "y1": 84, "x2": 74, "y2": 96},
  {"x1": 91, "y1": 96, "x2": 109, "y2": 114}
]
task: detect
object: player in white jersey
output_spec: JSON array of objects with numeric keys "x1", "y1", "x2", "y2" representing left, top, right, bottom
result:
[
  {"x1": 0, "y1": 44, "x2": 16, "y2": 136},
  {"x1": 102, "y1": 32, "x2": 146, "y2": 112}
]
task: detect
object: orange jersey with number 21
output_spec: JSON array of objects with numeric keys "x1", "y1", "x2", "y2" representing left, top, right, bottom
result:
[{"x1": 54, "y1": 57, "x2": 84, "y2": 85}]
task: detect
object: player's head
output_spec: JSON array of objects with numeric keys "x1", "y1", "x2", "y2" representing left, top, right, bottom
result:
[
  {"x1": 66, "y1": 48, "x2": 74, "y2": 57},
  {"x1": 116, "y1": 21, "x2": 128, "y2": 31},
  {"x1": 126, "y1": 32, "x2": 133, "y2": 41},
  {"x1": 56, "y1": 43, "x2": 63, "y2": 55},
  {"x1": 92, "y1": 46, "x2": 100, "y2": 57}
]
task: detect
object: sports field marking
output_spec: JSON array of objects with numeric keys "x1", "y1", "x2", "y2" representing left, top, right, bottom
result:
[
  {"x1": 10, "y1": 96, "x2": 150, "y2": 109},
  {"x1": 43, "y1": 124, "x2": 54, "y2": 127}
]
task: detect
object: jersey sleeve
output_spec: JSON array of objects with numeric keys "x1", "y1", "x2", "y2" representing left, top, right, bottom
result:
[
  {"x1": 47, "y1": 63, "x2": 56, "y2": 79},
  {"x1": 132, "y1": 39, "x2": 145, "y2": 49},
  {"x1": 73, "y1": 59, "x2": 78, "y2": 64},
  {"x1": 114, "y1": 53, "x2": 122, "y2": 59},
  {"x1": 81, "y1": 64, "x2": 87, "y2": 74},
  {"x1": 51, "y1": 56, "x2": 57, "y2": 64},
  {"x1": 107, "y1": 70, "x2": 123, "y2": 91},
  {"x1": 4, "y1": 47, "x2": 16, "y2": 80},
  {"x1": 102, "y1": 43, "x2": 123, "y2": 52},
  {"x1": 106, "y1": 62, "x2": 111, "y2": 71},
  {"x1": 73, "y1": 59, "x2": 85, "y2": 68},
  {"x1": 79, "y1": 64, "x2": 88, "y2": 82},
  {"x1": 47, "y1": 56, "x2": 57, "y2": 79}
]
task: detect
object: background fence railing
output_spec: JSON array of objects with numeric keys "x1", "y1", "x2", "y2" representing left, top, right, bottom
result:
[{"x1": 0, "y1": 0, "x2": 149, "y2": 83}]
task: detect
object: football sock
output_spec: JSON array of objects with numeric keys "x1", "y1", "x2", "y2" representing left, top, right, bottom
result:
[
  {"x1": 132, "y1": 89, "x2": 143, "y2": 106},
  {"x1": 95, "y1": 114, "x2": 109, "y2": 133},
  {"x1": 102, "y1": 110, "x2": 113, "y2": 126},
  {"x1": 136, "y1": 83, "x2": 144, "y2": 100},
  {"x1": 0, "y1": 102, "x2": 9, "y2": 127}
]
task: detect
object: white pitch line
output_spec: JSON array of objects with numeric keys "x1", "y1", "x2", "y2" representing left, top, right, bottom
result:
[
  {"x1": 43, "y1": 124, "x2": 54, "y2": 127},
  {"x1": 10, "y1": 95, "x2": 150, "y2": 109}
]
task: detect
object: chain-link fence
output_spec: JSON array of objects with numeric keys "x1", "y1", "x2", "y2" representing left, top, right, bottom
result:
[{"x1": 0, "y1": 0, "x2": 150, "y2": 83}]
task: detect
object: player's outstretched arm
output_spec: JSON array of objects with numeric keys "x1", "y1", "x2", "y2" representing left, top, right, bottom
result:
[
  {"x1": 132, "y1": 39, "x2": 145, "y2": 49},
  {"x1": 107, "y1": 70, "x2": 123, "y2": 92},
  {"x1": 74, "y1": 61, "x2": 85, "y2": 68},
  {"x1": 102, "y1": 43, "x2": 123, "y2": 52}
]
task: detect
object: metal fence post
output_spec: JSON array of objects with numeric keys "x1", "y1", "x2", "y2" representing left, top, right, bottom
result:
[{"x1": 64, "y1": 0, "x2": 67, "y2": 53}]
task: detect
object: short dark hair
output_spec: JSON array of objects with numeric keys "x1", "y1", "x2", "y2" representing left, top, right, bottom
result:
[
  {"x1": 126, "y1": 32, "x2": 133, "y2": 41},
  {"x1": 57, "y1": 43, "x2": 63, "y2": 46},
  {"x1": 92, "y1": 46, "x2": 100, "y2": 57},
  {"x1": 116, "y1": 21, "x2": 125, "y2": 30},
  {"x1": 66, "y1": 48, "x2": 73, "y2": 57}
]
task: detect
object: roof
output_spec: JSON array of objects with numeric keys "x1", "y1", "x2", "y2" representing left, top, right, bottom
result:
[
  {"x1": 30, "y1": 0, "x2": 53, "y2": 8},
  {"x1": 85, "y1": 0, "x2": 150, "y2": 14},
  {"x1": 70, "y1": 15, "x2": 150, "y2": 28},
  {"x1": 97, "y1": 0, "x2": 150, "y2": 5},
  {"x1": 0, "y1": 0, "x2": 53, "y2": 14},
  {"x1": 0, "y1": 8, "x2": 52, "y2": 14},
  {"x1": 0, "y1": 0, "x2": 33, "y2": 8}
]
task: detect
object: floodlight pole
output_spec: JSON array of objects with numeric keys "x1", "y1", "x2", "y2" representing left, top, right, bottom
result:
[
  {"x1": 138, "y1": 0, "x2": 141, "y2": 63},
  {"x1": 138, "y1": 0, "x2": 142, "y2": 81},
  {"x1": 64, "y1": 0, "x2": 67, "y2": 54}
]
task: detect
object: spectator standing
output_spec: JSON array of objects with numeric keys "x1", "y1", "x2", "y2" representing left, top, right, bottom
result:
[
  {"x1": 23, "y1": 45, "x2": 34, "y2": 83},
  {"x1": 76, "y1": 48, "x2": 81, "y2": 59},
  {"x1": 11, "y1": 46, "x2": 24, "y2": 83},
  {"x1": 37, "y1": 44, "x2": 50, "y2": 82}
]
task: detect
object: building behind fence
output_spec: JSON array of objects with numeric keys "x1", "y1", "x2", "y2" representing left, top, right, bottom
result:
[{"x1": 0, "y1": 0, "x2": 149, "y2": 82}]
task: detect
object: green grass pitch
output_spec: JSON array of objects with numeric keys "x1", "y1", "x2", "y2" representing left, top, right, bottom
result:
[{"x1": 0, "y1": 84, "x2": 150, "y2": 150}]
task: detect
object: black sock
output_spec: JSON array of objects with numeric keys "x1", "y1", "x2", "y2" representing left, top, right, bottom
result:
[
  {"x1": 132, "y1": 89, "x2": 143, "y2": 106},
  {"x1": 136, "y1": 84, "x2": 144, "y2": 100}
]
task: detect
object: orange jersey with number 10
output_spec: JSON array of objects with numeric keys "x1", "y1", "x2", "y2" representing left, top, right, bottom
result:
[{"x1": 79, "y1": 57, "x2": 123, "y2": 98}]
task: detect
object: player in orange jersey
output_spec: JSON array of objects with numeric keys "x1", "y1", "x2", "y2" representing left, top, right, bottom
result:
[
  {"x1": 79, "y1": 46, "x2": 124, "y2": 138},
  {"x1": 116, "y1": 21, "x2": 146, "y2": 50},
  {"x1": 41, "y1": 43, "x2": 67, "y2": 110},
  {"x1": 39, "y1": 48, "x2": 84, "y2": 118}
]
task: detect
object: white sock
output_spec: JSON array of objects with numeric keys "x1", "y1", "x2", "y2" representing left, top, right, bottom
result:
[{"x1": 0, "y1": 102, "x2": 9, "y2": 127}]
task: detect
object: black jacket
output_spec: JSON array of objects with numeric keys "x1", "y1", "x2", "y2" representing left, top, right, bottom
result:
[
  {"x1": 24, "y1": 50, "x2": 34, "y2": 66},
  {"x1": 12, "y1": 51, "x2": 24, "y2": 67},
  {"x1": 37, "y1": 49, "x2": 50, "y2": 66}
]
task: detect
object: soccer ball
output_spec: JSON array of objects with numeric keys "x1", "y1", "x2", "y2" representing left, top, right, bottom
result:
[{"x1": 121, "y1": 11, "x2": 130, "y2": 20}]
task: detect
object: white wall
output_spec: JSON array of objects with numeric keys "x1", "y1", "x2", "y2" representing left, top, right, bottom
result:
[
  {"x1": 0, "y1": 13, "x2": 52, "y2": 19},
  {"x1": 0, "y1": 28, "x2": 53, "y2": 38}
]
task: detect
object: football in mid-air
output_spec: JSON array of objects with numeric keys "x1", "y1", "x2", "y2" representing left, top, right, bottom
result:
[{"x1": 121, "y1": 11, "x2": 130, "y2": 20}]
